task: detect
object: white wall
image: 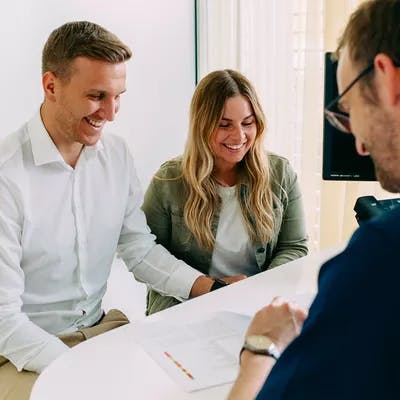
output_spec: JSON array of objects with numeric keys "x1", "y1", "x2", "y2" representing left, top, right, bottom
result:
[{"x1": 0, "y1": 0, "x2": 195, "y2": 187}]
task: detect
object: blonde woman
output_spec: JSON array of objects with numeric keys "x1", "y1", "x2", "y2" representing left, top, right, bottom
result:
[{"x1": 142, "y1": 69, "x2": 308, "y2": 315}]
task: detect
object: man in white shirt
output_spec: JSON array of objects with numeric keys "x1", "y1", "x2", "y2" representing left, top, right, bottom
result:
[{"x1": 0, "y1": 20, "x2": 222, "y2": 400}]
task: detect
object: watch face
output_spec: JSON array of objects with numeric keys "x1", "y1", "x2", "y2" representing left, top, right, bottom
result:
[
  {"x1": 244, "y1": 335, "x2": 280, "y2": 360},
  {"x1": 246, "y1": 335, "x2": 274, "y2": 350}
]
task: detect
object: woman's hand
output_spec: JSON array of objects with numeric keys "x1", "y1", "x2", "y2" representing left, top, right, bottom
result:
[{"x1": 220, "y1": 274, "x2": 247, "y2": 284}]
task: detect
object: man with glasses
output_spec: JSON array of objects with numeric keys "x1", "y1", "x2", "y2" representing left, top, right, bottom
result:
[{"x1": 228, "y1": 1, "x2": 400, "y2": 399}]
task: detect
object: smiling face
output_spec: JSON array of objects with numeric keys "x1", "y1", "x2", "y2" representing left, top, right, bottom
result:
[
  {"x1": 210, "y1": 95, "x2": 257, "y2": 171},
  {"x1": 337, "y1": 47, "x2": 400, "y2": 192},
  {"x1": 43, "y1": 56, "x2": 126, "y2": 150}
]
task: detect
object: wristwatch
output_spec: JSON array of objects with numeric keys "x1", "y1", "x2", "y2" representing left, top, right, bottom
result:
[
  {"x1": 210, "y1": 277, "x2": 229, "y2": 291},
  {"x1": 241, "y1": 335, "x2": 281, "y2": 360}
]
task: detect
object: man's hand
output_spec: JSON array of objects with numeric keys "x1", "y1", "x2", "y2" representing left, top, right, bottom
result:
[
  {"x1": 228, "y1": 297, "x2": 308, "y2": 400},
  {"x1": 245, "y1": 296, "x2": 308, "y2": 352},
  {"x1": 189, "y1": 275, "x2": 214, "y2": 297}
]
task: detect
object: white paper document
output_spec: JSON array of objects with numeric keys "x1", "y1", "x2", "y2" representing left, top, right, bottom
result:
[{"x1": 131, "y1": 311, "x2": 252, "y2": 392}]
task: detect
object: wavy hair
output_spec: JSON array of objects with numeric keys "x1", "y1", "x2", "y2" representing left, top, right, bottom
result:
[{"x1": 182, "y1": 69, "x2": 277, "y2": 250}]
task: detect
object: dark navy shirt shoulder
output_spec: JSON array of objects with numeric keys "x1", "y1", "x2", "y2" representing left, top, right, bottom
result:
[{"x1": 257, "y1": 207, "x2": 400, "y2": 400}]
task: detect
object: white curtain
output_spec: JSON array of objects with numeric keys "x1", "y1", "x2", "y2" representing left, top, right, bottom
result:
[{"x1": 197, "y1": 0, "x2": 324, "y2": 251}]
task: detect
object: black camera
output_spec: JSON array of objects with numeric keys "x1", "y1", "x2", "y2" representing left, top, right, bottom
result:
[{"x1": 354, "y1": 196, "x2": 400, "y2": 224}]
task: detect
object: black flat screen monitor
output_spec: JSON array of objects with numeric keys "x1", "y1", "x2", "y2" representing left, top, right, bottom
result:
[{"x1": 322, "y1": 52, "x2": 376, "y2": 181}]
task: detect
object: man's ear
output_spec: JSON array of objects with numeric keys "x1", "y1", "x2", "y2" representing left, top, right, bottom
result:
[
  {"x1": 42, "y1": 71, "x2": 57, "y2": 102},
  {"x1": 374, "y1": 53, "x2": 400, "y2": 108}
]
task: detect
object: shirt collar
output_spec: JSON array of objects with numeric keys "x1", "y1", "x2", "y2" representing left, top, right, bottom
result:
[
  {"x1": 28, "y1": 109, "x2": 104, "y2": 166},
  {"x1": 84, "y1": 138, "x2": 104, "y2": 160}
]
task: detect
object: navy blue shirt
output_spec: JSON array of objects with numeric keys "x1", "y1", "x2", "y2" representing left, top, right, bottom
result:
[{"x1": 257, "y1": 207, "x2": 400, "y2": 399}]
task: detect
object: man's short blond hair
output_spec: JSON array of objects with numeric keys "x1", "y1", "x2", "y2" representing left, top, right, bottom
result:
[{"x1": 42, "y1": 21, "x2": 132, "y2": 81}]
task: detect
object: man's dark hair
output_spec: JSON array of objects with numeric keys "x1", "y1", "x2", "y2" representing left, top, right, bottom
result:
[{"x1": 336, "y1": 0, "x2": 400, "y2": 72}]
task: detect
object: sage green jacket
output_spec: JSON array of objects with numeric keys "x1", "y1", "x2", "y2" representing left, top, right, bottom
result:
[{"x1": 142, "y1": 153, "x2": 308, "y2": 314}]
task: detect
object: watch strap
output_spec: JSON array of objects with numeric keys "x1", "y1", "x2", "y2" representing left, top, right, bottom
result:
[
  {"x1": 240, "y1": 336, "x2": 280, "y2": 361},
  {"x1": 240, "y1": 344, "x2": 279, "y2": 360},
  {"x1": 210, "y1": 278, "x2": 229, "y2": 291}
]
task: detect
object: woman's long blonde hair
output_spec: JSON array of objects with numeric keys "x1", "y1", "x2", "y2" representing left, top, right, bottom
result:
[{"x1": 182, "y1": 69, "x2": 277, "y2": 250}]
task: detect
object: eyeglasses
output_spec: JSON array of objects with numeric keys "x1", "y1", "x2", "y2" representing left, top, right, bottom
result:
[{"x1": 324, "y1": 63, "x2": 374, "y2": 134}]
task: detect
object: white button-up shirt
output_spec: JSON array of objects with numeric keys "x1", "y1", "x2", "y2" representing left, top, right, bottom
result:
[{"x1": 0, "y1": 111, "x2": 202, "y2": 373}]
